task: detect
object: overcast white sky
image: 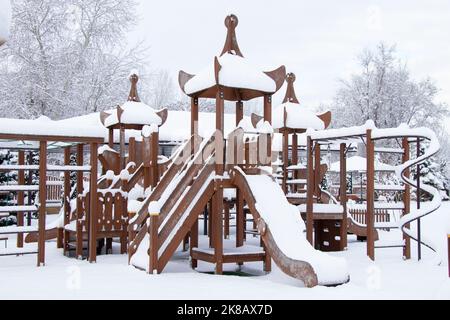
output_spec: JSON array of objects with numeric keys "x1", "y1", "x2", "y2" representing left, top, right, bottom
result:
[{"x1": 129, "y1": 0, "x2": 450, "y2": 126}]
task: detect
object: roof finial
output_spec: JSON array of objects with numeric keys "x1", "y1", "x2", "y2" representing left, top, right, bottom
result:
[
  {"x1": 282, "y1": 73, "x2": 300, "y2": 104},
  {"x1": 220, "y1": 14, "x2": 243, "y2": 57},
  {"x1": 128, "y1": 73, "x2": 141, "y2": 102}
]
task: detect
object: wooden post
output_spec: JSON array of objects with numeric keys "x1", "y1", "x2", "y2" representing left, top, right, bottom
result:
[
  {"x1": 38, "y1": 141, "x2": 47, "y2": 267},
  {"x1": 108, "y1": 129, "x2": 114, "y2": 148},
  {"x1": 236, "y1": 101, "x2": 243, "y2": 126},
  {"x1": 128, "y1": 137, "x2": 136, "y2": 173},
  {"x1": 190, "y1": 218, "x2": 199, "y2": 269},
  {"x1": 151, "y1": 131, "x2": 159, "y2": 188},
  {"x1": 282, "y1": 130, "x2": 289, "y2": 194},
  {"x1": 314, "y1": 143, "x2": 321, "y2": 198},
  {"x1": 306, "y1": 137, "x2": 314, "y2": 245},
  {"x1": 75, "y1": 145, "x2": 84, "y2": 259},
  {"x1": 236, "y1": 188, "x2": 244, "y2": 248},
  {"x1": 264, "y1": 95, "x2": 272, "y2": 124},
  {"x1": 17, "y1": 151, "x2": 25, "y2": 248},
  {"x1": 292, "y1": 133, "x2": 299, "y2": 192},
  {"x1": 88, "y1": 143, "x2": 98, "y2": 263},
  {"x1": 339, "y1": 143, "x2": 348, "y2": 250},
  {"x1": 402, "y1": 138, "x2": 411, "y2": 259},
  {"x1": 148, "y1": 212, "x2": 159, "y2": 274},
  {"x1": 59, "y1": 147, "x2": 71, "y2": 250},
  {"x1": 191, "y1": 97, "x2": 199, "y2": 137},
  {"x1": 26, "y1": 152, "x2": 33, "y2": 226},
  {"x1": 214, "y1": 89, "x2": 224, "y2": 275},
  {"x1": 120, "y1": 125, "x2": 126, "y2": 170},
  {"x1": 416, "y1": 138, "x2": 422, "y2": 261},
  {"x1": 366, "y1": 130, "x2": 375, "y2": 261}
]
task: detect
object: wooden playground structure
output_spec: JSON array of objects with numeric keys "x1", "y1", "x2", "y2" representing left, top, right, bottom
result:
[{"x1": 0, "y1": 14, "x2": 444, "y2": 287}]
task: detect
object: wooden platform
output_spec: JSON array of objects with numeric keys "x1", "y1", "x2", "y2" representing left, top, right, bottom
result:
[{"x1": 192, "y1": 245, "x2": 266, "y2": 265}]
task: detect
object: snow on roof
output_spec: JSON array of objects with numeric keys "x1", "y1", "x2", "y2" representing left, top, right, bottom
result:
[
  {"x1": 0, "y1": 0, "x2": 11, "y2": 45},
  {"x1": 330, "y1": 156, "x2": 395, "y2": 173},
  {"x1": 58, "y1": 110, "x2": 248, "y2": 143},
  {"x1": 184, "y1": 53, "x2": 277, "y2": 95},
  {"x1": 0, "y1": 116, "x2": 106, "y2": 140},
  {"x1": 273, "y1": 102, "x2": 325, "y2": 130},
  {"x1": 104, "y1": 101, "x2": 162, "y2": 127}
]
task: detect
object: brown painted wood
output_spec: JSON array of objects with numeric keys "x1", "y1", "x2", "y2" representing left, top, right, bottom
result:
[
  {"x1": 236, "y1": 101, "x2": 244, "y2": 126},
  {"x1": 149, "y1": 214, "x2": 158, "y2": 274},
  {"x1": 282, "y1": 131, "x2": 289, "y2": 194},
  {"x1": 61, "y1": 147, "x2": 71, "y2": 251},
  {"x1": 339, "y1": 144, "x2": 348, "y2": 250},
  {"x1": 88, "y1": 143, "x2": 98, "y2": 263},
  {"x1": 282, "y1": 73, "x2": 300, "y2": 104},
  {"x1": 306, "y1": 137, "x2": 314, "y2": 245},
  {"x1": 151, "y1": 132, "x2": 159, "y2": 188},
  {"x1": 38, "y1": 142, "x2": 47, "y2": 267},
  {"x1": 191, "y1": 98, "x2": 199, "y2": 136},
  {"x1": 402, "y1": 137, "x2": 411, "y2": 259},
  {"x1": 16, "y1": 151, "x2": 25, "y2": 248},
  {"x1": 263, "y1": 95, "x2": 272, "y2": 124},
  {"x1": 366, "y1": 130, "x2": 375, "y2": 260}
]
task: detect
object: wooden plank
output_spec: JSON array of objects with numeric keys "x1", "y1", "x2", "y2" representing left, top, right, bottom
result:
[
  {"x1": 0, "y1": 133, "x2": 104, "y2": 144},
  {"x1": 402, "y1": 137, "x2": 411, "y2": 259},
  {"x1": 38, "y1": 141, "x2": 47, "y2": 267},
  {"x1": 88, "y1": 142, "x2": 98, "y2": 263},
  {"x1": 366, "y1": 130, "x2": 375, "y2": 261},
  {"x1": 339, "y1": 143, "x2": 348, "y2": 250},
  {"x1": 306, "y1": 137, "x2": 314, "y2": 244},
  {"x1": 17, "y1": 151, "x2": 25, "y2": 248}
]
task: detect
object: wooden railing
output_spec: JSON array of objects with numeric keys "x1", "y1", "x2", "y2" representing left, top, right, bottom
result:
[
  {"x1": 349, "y1": 208, "x2": 391, "y2": 225},
  {"x1": 127, "y1": 135, "x2": 202, "y2": 260}
]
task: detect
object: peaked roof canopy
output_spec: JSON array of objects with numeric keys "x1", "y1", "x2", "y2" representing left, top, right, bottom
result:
[
  {"x1": 100, "y1": 73, "x2": 168, "y2": 130},
  {"x1": 271, "y1": 73, "x2": 332, "y2": 132},
  {"x1": 179, "y1": 14, "x2": 286, "y2": 101}
]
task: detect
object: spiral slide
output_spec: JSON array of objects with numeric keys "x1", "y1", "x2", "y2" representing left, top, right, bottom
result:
[{"x1": 372, "y1": 126, "x2": 442, "y2": 254}]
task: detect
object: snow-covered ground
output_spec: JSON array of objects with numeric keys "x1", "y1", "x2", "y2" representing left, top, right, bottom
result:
[{"x1": 0, "y1": 203, "x2": 449, "y2": 300}]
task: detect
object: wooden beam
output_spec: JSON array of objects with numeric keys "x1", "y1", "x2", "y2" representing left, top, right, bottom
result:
[
  {"x1": 151, "y1": 131, "x2": 159, "y2": 188},
  {"x1": 292, "y1": 134, "x2": 299, "y2": 192},
  {"x1": 339, "y1": 143, "x2": 348, "y2": 250},
  {"x1": 306, "y1": 137, "x2": 314, "y2": 245},
  {"x1": 191, "y1": 97, "x2": 199, "y2": 137},
  {"x1": 402, "y1": 138, "x2": 411, "y2": 259},
  {"x1": 88, "y1": 142, "x2": 98, "y2": 263},
  {"x1": 17, "y1": 151, "x2": 25, "y2": 248},
  {"x1": 236, "y1": 101, "x2": 244, "y2": 126},
  {"x1": 282, "y1": 131, "x2": 289, "y2": 194},
  {"x1": 62, "y1": 147, "x2": 71, "y2": 253},
  {"x1": 38, "y1": 142, "x2": 47, "y2": 266},
  {"x1": 264, "y1": 95, "x2": 272, "y2": 124},
  {"x1": 0, "y1": 133, "x2": 104, "y2": 144},
  {"x1": 366, "y1": 130, "x2": 375, "y2": 261}
]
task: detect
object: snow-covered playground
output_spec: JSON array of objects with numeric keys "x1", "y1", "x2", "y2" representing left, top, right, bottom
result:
[
  {"x1": 1, "y1": 1, "x2": 450, "y2": 301},
  {"x1": 1, "y1": 202, "x2": 449, "y2": 300}
]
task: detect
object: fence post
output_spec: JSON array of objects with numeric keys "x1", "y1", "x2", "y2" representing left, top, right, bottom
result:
[{"x1": 148, "y1": 212, "x2": 159, "y2": 274}]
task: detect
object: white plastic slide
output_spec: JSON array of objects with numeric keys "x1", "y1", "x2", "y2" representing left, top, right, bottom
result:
[
  {"x1": 232, "y1": 168, "x2": 349, "y2": 287},
  {"x1": 372, "y1": 126, "x2": 442, "y2": 256}
]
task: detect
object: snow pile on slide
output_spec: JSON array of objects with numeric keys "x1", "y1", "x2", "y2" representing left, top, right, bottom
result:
[{"x1": 244, "y1": 174, "x2": 349, "y2": 286}]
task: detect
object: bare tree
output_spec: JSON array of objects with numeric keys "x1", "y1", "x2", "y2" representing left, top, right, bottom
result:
[
  {"x1": 329, "y1": 43, "x2": 449, "y2": 129},
  {"x1": 0, "y1": 0, "x2": 146, "y2": 119}
]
